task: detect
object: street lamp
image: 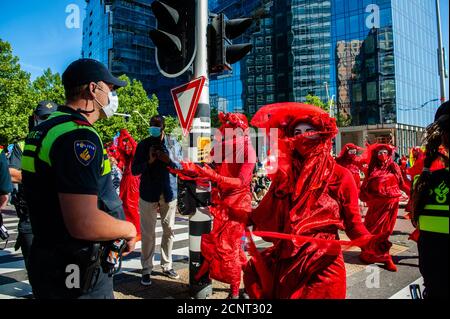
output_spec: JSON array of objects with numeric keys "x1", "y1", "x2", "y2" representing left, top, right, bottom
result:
[{"x1": 132, "y1": 110, "x2": 149, "y2": 126}]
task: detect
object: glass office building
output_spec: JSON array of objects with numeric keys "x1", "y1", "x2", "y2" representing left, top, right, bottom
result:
[
  {"x1": 331, "y1": 0, "x2": 440, "y2": 155},
  {"x1": 82, "y1": 0, "x2": 186, "y2": 115},
  {"x1": 210, "y1": 0, "x2": 440, "y2": 155},
  {"x1": 209, "y1": 0, "x2": 273, "y2": 114}
]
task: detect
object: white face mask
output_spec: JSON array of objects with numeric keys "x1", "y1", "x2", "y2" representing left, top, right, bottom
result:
[
  {"x1": 101, "y1": 91, "x2": 119, "y2": 118},
  {"x1": 95, "y1": 85, "x2": 119, "y2": 118}
]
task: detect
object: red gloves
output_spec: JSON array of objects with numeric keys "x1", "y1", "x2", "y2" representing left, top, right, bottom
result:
[{"x1": 196, "y1": 164, "x2": 242, "y2": 189}]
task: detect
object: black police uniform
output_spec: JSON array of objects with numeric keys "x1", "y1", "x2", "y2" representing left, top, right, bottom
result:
[
  {"x1": 21, "y1": 106, "x2": 125, "y2": 299},
  {"x1": 0, "y1": 149, "x2": 13, "y2": 196},
  {"x1": 8, "y1": 141, "x2": 33, "y2": 271},
  {"x1": 416, "y1": 168, "x2": 449, "y2": 299}
]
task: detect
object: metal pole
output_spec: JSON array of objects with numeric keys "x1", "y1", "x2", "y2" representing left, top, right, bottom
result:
[
  {"x1": 436, "y1": 0, "x2": 446, "y2": 102},
  {"x1": 188, "y1": 0, "x2": 212, "y2": 299}
]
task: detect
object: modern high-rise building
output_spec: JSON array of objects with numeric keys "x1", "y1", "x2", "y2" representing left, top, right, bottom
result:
[
  {"x1": 209, "y1": 0, "x2": 441, "y2": 155},
  {"x1": 209, "y1": 0, "x2": 272, "y2": 114},
  {"x1": 81, "y1": 0, "x2": 187, "y2": 115},
  {"x1": 331, "y1": 0, "x2": 440, "y2": 155}
]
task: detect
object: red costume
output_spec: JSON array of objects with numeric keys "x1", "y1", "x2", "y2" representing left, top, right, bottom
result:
[
  {"x1": 177, "y1": 113, "x2": 256, "y2": 298},
  {"x1": 243, "y1": 103, "x2": 388, "y2": 299},
  {"x1": 336, "y1": 143, "x2": 365, "y2": 188},
  {"x1": 405, "y1": 147, "x2": 447, "y2": 242},
  {"x1": 359, "y1": 144, "x2": 410, "y2": 270},
  {"x1": 117, "y1": 129, "x2": 141, "y2": 237}
]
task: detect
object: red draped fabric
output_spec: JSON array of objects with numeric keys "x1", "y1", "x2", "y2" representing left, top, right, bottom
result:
[
  {"x1": 242, "y1": 103, "x2": 387, "y2": 299},
  {"x1": 172, "y1": 113, "x2": 256, "y2": 296},
  {"x1": 336, "y1": 143, "x2": 365, "y2": 189},
  {"x1": 117, "y1": 129, "x2": 141, "y2": 237},
  {"x1": 359, "y1": 144, "x2": 409, "y2": 264}
]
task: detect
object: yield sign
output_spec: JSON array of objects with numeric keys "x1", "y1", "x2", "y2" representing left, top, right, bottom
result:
[{"x1": 171, "y1": 76, "x2": 206, "y2": 136}]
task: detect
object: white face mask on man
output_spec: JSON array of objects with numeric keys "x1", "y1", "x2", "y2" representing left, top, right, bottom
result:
[{"x1": 94, "y1": 85, "x2": 119, "y2": 118}]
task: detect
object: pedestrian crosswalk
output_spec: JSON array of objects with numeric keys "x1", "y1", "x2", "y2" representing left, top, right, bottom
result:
[
  {"x1": 0, "y1": 212, "x2": 193, "y2": 299},
  {"x1": 0, "y1": 211, "x2": 269, "y2": 299}
]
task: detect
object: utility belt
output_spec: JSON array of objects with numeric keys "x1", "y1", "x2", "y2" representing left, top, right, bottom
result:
[
  {"x1": 10, "y1": 188, "x2": 29, "y2": 221},
  {"x1": 34, "y1": 238, "x2": 127, "y2": 295},
  {"x1": 78, "y1": 239, "x2": 127, "y2": 294}
]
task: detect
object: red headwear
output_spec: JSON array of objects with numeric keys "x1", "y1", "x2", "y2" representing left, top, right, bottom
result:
[
  {"x1": 251, "y1": 102, "x2": 337, "y2": 211},
  {"x1": 362, "y1": 143, "x2": 397, "y2": 177},
  {"x1": 336, "y1": 143, "x2": 364, "y2": 161}
]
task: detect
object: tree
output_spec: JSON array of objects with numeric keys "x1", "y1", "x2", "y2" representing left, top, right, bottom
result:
[
  {"x1": 164, "y1": 115, "x2": 181, "y2": 138},
  {"x1": 305, "y1": 94, "x2": 329, "y2": 112},
  {"x1": 31, "y1": 68, "x2": 65, "y2": 105},
  {"x1": 210, "y1": 106, "x2": 220, "y2": 128},
  {"x1": 0, "y1": 39, "x2": 35, "y2": 145},
  {"x1": 93, "y1": 75, "x2": 159, "y2": 143}
]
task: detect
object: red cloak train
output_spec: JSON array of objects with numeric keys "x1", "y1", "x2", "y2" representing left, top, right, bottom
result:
[
  {"x1": 243, "y1": 103, "x2": 390, "y2": 299},
  {"x1": 174, "y1": 113, "x2": 256, "y2": 298},
  {"x1": 359, "y1": 143, "x2": 410, "y2": 270},
  {"x1": 117, "y1": 129, "x2": 141, "y2": 238}
]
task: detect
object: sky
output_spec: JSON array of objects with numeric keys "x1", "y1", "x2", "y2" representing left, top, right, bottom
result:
[{"x1": 0, "y1": 0, "x2": 449, "y2": 97}]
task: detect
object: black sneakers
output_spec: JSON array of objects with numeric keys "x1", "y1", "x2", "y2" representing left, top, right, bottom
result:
[
  {"x1": 162, "y1": 269, "x2": 180, "y2": 279},
  {"x1": 141, "y1": 274, "x2": 152, "y2": 286}
]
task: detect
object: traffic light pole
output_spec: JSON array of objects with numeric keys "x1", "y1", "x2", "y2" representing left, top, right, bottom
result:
[{"x1": 188, "y1": 0, "x2": 213, "y2": 299}]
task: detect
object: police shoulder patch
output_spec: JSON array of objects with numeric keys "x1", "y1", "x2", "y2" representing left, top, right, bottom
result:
[{"x1": 74, "y1": 140, "x2": 97, "y2": 166}]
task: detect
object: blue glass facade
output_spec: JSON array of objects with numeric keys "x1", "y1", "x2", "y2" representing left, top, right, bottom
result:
[
  {"x1": 391, "y1": 0, "x2": 440, "y2": 126},
  {"x1": 82, "y1": 0, "x2": 186, "y2": 115},
  {"x1": 209, "y1": 0, "x2": 270, "y2": 114},
  {"x1": 332, "y1": 0, "x2": 439, "y2": 128},
  {"x1": 210, "y1": 0, "x2": 440, "y2": 131}
]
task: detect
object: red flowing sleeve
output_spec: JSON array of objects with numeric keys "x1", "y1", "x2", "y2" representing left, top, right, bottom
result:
[{"x1": 330, "y1": 165, "x2": 371, "y2": 240}]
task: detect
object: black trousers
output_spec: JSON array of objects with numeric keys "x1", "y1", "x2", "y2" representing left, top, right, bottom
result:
[
  {"x1": 418, "y1": 231, "x2": 449, "y2": 299},
  {"x1": 15, "y1": 218, "x2": 33, "y2": 273},
  {"x1": 28, "y1": 243, "x2": 114, "y2": 299}
]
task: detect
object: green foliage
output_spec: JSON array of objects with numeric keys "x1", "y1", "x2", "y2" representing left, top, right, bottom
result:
[
  {"x1": 164, "y1": 115, "x2": 181, "y2": 139},
  {"x1": 210, "y1": 106, "x2": 220, "y2": 128},
  {"x1": 336, "y1": 109, "x2": 352, "y2": 127},
  {"x1": 31, "y1": 68, "x2": 65, "y2": 105},
  {"x1": 93, "y1": 75, "x2": 159, "y2": 143},
  {"x1": 305, "y1": 94, "x2": 329, "y2": 112},
  {"x1": 0, "y1": 39, "x2": 35, "y2": 145}
]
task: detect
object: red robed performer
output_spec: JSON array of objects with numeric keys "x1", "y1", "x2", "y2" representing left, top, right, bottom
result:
[
  {"x1": 243, "y1": 103, "x2": 390, "y2": 299},
  {"x1": 172, "y1": 112, "x2": 256, "y2": 299},
  {"x1": 359, "y1": 143, "x2": 410, "y2": 271},
  {"x1": 117, "y1": 129, "x2": 141, "y2": 238},
  {"x1": 336, "y1": 143, "x2": 365, "y2": 189}
]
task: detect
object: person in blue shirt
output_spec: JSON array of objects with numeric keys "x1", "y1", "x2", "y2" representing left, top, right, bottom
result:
[
  {"x1": 132, "y1": 115, "x2": 183, "y2": 286},
  {"x1": 1, "y1": 147, "x2": 13, "y2": 208}
]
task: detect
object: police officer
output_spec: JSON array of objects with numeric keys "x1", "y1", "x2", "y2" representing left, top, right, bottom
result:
[
  {"x1": 8, "y1": 101, "x2": 58, "y2": 271},
  {"x1": 21, "y1": 58, "x2": 137, "y2": 299},
  {"x1": 412, "y1": 100, "x2": 449, "y2": 299},
  {"x1": 1, "y1": 146, "x2": 13, "y2": 205}
]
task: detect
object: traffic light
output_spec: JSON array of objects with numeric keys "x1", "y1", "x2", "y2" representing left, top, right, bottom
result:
[
  {"x1": 149, "y1": 1, "x2": 196, "y2": 78},
  {"x1": 208, "y1": 13, "x2": 253, "y2": 74},
  {"x1": 177, "y1": 179, "x2": 211, "y2": 215},
  {"x1": 177, "y1": 180, "x2": 197, "y2": 215}
]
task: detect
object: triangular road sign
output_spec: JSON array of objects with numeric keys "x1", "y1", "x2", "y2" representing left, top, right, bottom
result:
[{"x1": 171, "y1": 76, "x2": 206, "y2": 136}]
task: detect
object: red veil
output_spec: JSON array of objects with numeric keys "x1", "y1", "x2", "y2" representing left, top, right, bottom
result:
[
  {"x1": 172, "y1": 112, "x2": 256, "y2": 297},
  {"x1": 244, "y1": 103, "x2": 383, "y2": 299},
  {"x1": 336, "y1": 143, "x2": 365, "y2": 188}
]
